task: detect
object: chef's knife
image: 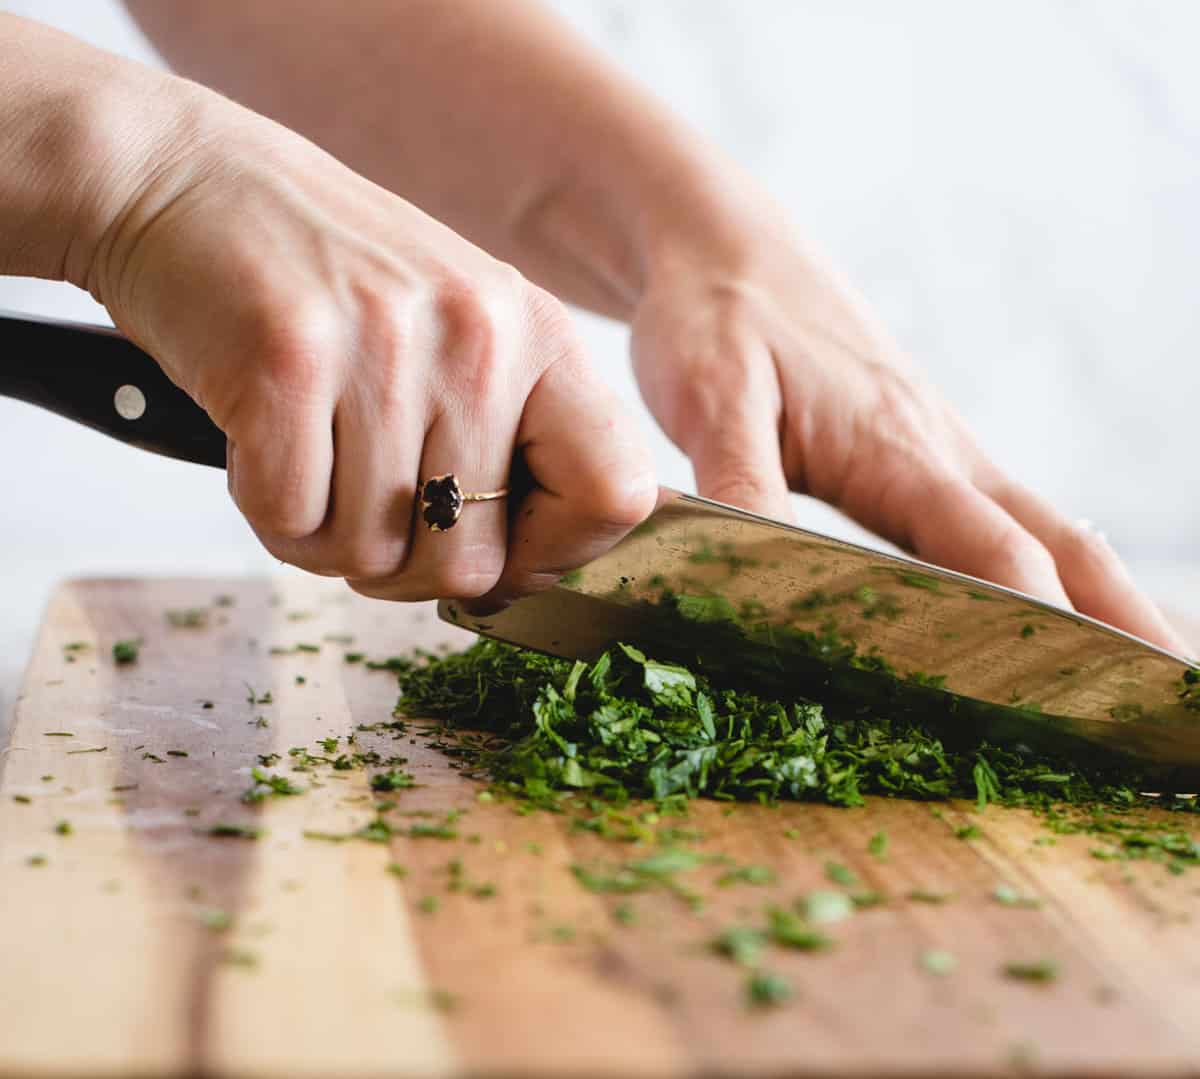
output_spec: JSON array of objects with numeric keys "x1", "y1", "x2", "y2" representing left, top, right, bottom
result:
[{"x1": 4, "y1": 310, "x2": 1198, "y2": 781}]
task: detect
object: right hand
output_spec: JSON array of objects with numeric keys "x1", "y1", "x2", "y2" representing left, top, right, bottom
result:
[{"x1": 85, "y1": 78, "x2": 656, "y2": 605}]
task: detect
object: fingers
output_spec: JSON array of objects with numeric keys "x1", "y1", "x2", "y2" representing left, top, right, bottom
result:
[
  {"x1": 689, "y1": 406, "x2": 794, "y2": 523},
  {"x1": 226, "y1": 276, "x2": 652, "y2": 606},
  {"x1": 262, "y1": 392, "x2": 422, "y2": 580},
  {"x1": 856, "y1": 462, "x2": 1074, "y2": 608},
  {"x1": 235, "y1": 304, "x2": 426, "y2": 579},
  {"x1": 227, "y1": 394, "x2": 334, "y2": 544},
  {"x1": 343, "y1": 279, "x2": 519, "y2": 602},
  {"x1": 979, "y1": 474, "x2": 1192, "y2": 654},
  {"x1": 347, "y1": 403, "x2": 511, "y2": 602},
  {"x1": 473, "y1": 355, "x2": 657, "y2": 610},
  {"x1": 669, "y1": 336, "x2": 793, "y2": 522}
]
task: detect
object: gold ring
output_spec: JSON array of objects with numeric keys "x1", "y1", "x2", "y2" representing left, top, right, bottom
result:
[{"x1": 419, "y1": 474, "x2": 509, "y2": 532}]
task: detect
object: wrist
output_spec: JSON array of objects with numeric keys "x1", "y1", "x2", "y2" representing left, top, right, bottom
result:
[
  {"x1": 637, "y1": 153, "x2": 790, "y2": 296},
  {"x1": 515, "y1": 128, "x2": 783, "y2": 320},
  {"x1": 0, "y1": 17, "x2": 198, "y2": 294}
]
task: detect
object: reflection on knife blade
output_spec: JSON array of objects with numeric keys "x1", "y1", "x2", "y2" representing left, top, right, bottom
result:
[{"x1": 440, "y1": 490, "x2": 1200, "y2": 784}]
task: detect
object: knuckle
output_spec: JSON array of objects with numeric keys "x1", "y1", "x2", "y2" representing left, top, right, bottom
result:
[
  {"x1": 357, "y1": 290, "x2": 420, "y2": 413},
  {"x1": 706, "y1": 278, "x2": 760, "y2": 322},
  {"x1": 704, "y1": 465, "x2": 775, "y2": 509},
  {"x1": 242, "y1": 299, "x2": 339, "y2": 400},
  {"x1": 436, "y1": 276, "x2": 506, "y2": 398},
  {"x1": 987, "y1": 524, "x2": 1057, "y2": 581},
  {"x1": 674, "y1": 353, "x2": 766, "y2": 431},
  {"x1": 436, "y1": 274, "x2": 491, "y2": 340}
]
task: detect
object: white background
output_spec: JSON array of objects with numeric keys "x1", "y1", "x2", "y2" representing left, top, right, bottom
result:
[{"x1": 3, "y1": 1, "x2": 1199, "y2": 726}]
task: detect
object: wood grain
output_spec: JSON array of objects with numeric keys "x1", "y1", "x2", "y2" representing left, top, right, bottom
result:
[{"x1": 2, "y1": 578, "x2": 1200, "y2": 1078}]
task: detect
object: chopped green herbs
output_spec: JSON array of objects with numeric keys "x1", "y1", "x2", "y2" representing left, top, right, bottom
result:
[
  {"x1": 850, "y1": 890, "x2": 887, "y2": 909},
  {"x1": 371, "y1": 769, "x2": 417, "y2": 792},
  {"x1": 613, "y1": 902, "x2": 637, "y2": 926},
  {"x1": 220, "y1": 947, "x2": 259, "y2": 969},
  {"x1": 746, "y1": 970, "x2": 793, "y2": 1007},
  {"x1": 409, "y1": 821, "x2": 459, "y2": 840},
  {"x1": 393, "y1": 639, "x2": 1176, "y2": 815},
  {"x1": 766, "y1": 907, "x2": 832, "y2": 951},
  {"x1": 245, "y1": 684, "x2": 272, "y2": 705},
  {"x1": 907, "y1": 889, "x2": 953, "y2": 904},
  {"x1": 800, "y1": 890, "x2": 854, "y2": 924},
  {"x1": 824, "y1": 861, "x2": 858, "y2": 887},
  {"x1": 920, "y1": 949, "x2": 958, "y2": 976},
  {"x1": 242, "y1": 767, "x2": 304, "y2": 804},
  {"x1": 197, "y1": 908, "x2": 232, "y2": 931},
  {"x1": 711, "y1": 926, "x2": 767, "y2": 966},
  {"x1": 206, "y1": 823, "x2": 263, "y2": 839},
  {"x1": 270, "y1": 643, "x2": 320, "y2": 655},
  {"x1": 572, "y1": 848, "x2": 704, "y2": 906},
  {"x1": 150, "y1": 627, "x2": 1199, "y2": 1015},
  {"x1": 54, "y1": 820, "x2": 72, "y2": 836},
  {"x1": 717, "y1": 864, "x2": 775, "y2": 887},
  {"x1": 895, "y1": 570, "x2": 942, "y2": 592},
  {"x1": 1003, "y1": 959, "x2": 1059, "y2": 983},
  {"x1": 166, "y1": 608, "x2": 209, "y2": 628},
  {"x1": 112, "y1": 639, "x2": 141, "y2": 665},
  {"x1": 992, "y1": 884, "x2": 1042, "y2": 909}
]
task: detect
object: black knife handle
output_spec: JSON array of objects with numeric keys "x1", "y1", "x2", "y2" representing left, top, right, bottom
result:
[{"x1": 0, "y1": 311, "x2": 227, "y2": 469}]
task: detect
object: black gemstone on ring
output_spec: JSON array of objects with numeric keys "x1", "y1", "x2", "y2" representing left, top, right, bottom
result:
[{"x1": 421, "y1": 474, "x2": 463, "y2": 532}]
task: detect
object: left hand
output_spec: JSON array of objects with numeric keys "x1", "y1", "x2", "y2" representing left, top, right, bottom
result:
[{"x1": 630, "y1": 208, "x2": 1190, "y2": 655}]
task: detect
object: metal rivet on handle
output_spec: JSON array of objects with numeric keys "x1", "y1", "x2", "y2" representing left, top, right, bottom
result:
[{"x1": 113, "y1": 384, "x2": 146, "y2": 421}]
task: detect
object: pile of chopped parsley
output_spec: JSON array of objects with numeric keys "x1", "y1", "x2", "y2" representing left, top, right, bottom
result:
[{"x1": 393, "y1": 639, "x2": 1185, "y2": 816}]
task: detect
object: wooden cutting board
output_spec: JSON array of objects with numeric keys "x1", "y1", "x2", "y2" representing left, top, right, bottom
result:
[{"x1": 2, "y1": 578, "x2": 1200, "y2": 1079}]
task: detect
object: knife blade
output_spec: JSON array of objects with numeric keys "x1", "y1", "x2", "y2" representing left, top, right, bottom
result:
[
  {"x1": 3, "y1": 312, "x2": 1197, "y2": 781},
  {"x1": 439, "y1": 491, "x2": 1200, "y2": 785}
]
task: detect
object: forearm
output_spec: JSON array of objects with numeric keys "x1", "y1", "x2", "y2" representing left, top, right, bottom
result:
[
  {"x1": 122, "y1": 0, "x2": 761, "y2": 320},
  {"x1": 0, "y1": 14, "x2": 175, "y2": 291}
]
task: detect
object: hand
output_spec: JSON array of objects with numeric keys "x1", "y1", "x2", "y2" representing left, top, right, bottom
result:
[
  {"x1": 631, "y1": 207, "x2": 1189, "y2": 654},
  {"x1": 86, "y1": 80, "x2": 655, "y2": 605}
]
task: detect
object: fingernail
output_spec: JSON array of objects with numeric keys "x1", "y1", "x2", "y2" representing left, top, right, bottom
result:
[{"x1": 460, "y1": 596, "x2": 511, "y2": 618}]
